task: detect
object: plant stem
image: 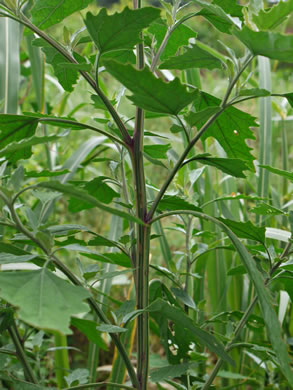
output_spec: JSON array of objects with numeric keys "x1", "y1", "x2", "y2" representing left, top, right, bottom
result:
[
  {"x1": 132, "y1": 2, "x2": 150, "y2": 389},
  {"x1": 8, "y1": 322, "x2": 38, "y2": 384},
  {"x1": 53, "y1": 331, "x2": 70, "y2": 389}
]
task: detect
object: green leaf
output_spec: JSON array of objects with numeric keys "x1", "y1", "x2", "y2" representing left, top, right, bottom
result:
[
  {"x1": 212, "y1": 0, "x2": 244, "y2": 18},
  {"x1": 283, "y1": 92, "x2": 293, "y2": 108},
  {"x1": 147, "y1": 298, "x2": 234, "y2": 365},
  {"x1": 150, "y1": 362, "x2": 194, "y2": 383},
  {"x1": 37, "y1": 181, "x2": 144, "y2": 225},
  {"x1": 158, "y1": 195, "x2": 202, "y2": 213},
  {"x1": 0, "y1": 114, "x2": 38, "y2": 150},
  {"x1": 185, "y1": 106, "x2": 221, "y2": 127},
  {"x1": 96, "y1": 324, "x2": 128, "y2": 333},
  {"x1": 159, "y1": 44, "x2": 222, "y2": 71},
  {"x1": 83, "y1": 252, "x2": 132, "y2": 268},
  {"x1": 194, "y1": 0, "x2": 241, "y2": 34},
  {"x1": 184, "y1": 154, "x2": 249, "y2": 178},
  {"x1": 25, "y1": 169, "x2": 70, "y2": 178},
  {"x1": 0, "y1": 253, "x2": 37, "y2": 264},
  {"x1": 57, "y1": 62, "x2": 92, "y2": 71},
  {"x1": 71, "y1": 317, "x2": 107, "y2": 350},
  {"x1": 65, "y1": 368, "x2": 89, "y2": 387},
  {"x1": 33, "y1": 39, "x2": 80, "y2": 92},
  {"x1": 259, "y1": 165, "x2": 293, "y2": 182},
  {"x1": 100, "y1": 49, "x2": 136, "y2": 65},
  {"x1": 0, "y1": 243, "x2": 47, "y2": 269},
  {"x1": 233, "y1": 26, "x2": 293, "y2": 63},
  {"x1": 171, "y1": 287, "x2": 196, "y2": 309},
  {"x1": 104, "y1": 61, "x2": 198, "y2": 115},
  {"x1": 84, "y1": 7, "x2": 160, "y2": 55},
  {"x1": 0, "y1": 269, "x2": 89, "y2": 334},
  {"x1": 88, "y1": 235, "x2": 121, "y2": 249},
  {"x1": 218, "y1": 218, "x2": 265, "y2": 244},
  {"x1": 144, "y1": 144, "x2": 170, "y2": 159},
  {"x1": 251, "y1": 202, "x2": 285, "y2": 216},
  {"x1": 238, "y1": 88, "x2": 270, "y2": 97},
  {"x1": 193, "y1": 91, "x2": 257, "y2": 168},
  {"x1": 31, "y1": 0, "x2": 93, "y2": 29},
  {"x1": 0, "y1": 135, "x2": 60, "y2": 163},
  {"x1": 68, "y1": 177, "x2": 119, "y2": 213},
  {"x1": 252, "y1": 0, "x2": 293, "y2": 30},
  {"x1": 148, "y1": 19, "x2": 197, "y2": 61}
]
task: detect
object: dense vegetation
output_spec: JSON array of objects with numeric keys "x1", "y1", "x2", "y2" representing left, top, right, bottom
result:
[{"x1": 0, "y1": 0, "x2": 292, "y2": 389}]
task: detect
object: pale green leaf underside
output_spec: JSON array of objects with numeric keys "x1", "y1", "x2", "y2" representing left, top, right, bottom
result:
[{"x1": 0, "y1": 269, "x2": 90, "y2": 334}]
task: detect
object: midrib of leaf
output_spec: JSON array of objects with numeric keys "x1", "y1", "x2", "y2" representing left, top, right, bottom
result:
[
  {"x1": 38, "y1": 0, "x2": 65, "y2": 28},
  {"x1": 0, "y1": 119, "x2": 37, "y2": 145}
]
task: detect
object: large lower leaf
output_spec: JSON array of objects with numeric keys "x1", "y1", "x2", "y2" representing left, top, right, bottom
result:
[
  {"x1": 192, "y1": 91, "x2": 257, "y2": 168},
  {"x1": 147, "y1": 298, "x2": 234, "y2": 365},
  {"x1": 0, "y1": 269, "x2": 90, "y2": 334},
  {"x1": 85, "y1": 7, "x2": 160, "y2": 55},
  {"x1": 31, "y1": 0, "x2": 93, "y2": 29},
  {"x1": 104, "y1": 61, "x2": 198, "y2": 115},
  {"x1": 159, "y1": 44, "x2": 222, "y2": 71},
  {"x1": 0, "y1": 115, "x2": 38, "y2": 149},
  {"x1": 37, "y1": 181, "x2": 144, "y2": 225},
  {"x1": 233, "y1": 26, "x2": 293, "y2": 63}
]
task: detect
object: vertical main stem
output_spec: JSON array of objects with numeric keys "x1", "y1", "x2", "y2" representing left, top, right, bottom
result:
[{"x1": 133, "y1": 1, "x2": 150, "y2": 389}]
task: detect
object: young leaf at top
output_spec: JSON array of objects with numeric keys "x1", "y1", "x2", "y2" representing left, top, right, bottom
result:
[
  {"x1": 218, "y1": 218, "x2": 266, "y2": 244},
  {"x1": 84, "y1": 7, "x2": 161, "y2": 55},
  {"x1": 191, "y1": 92, "x2": 257, "y2": 169},
  {"x1": 159, "y1": 44, "x2": 223, "y2": 71},
  {"x1": 0, "y1": 269, "x2": 89, "y2": 334},
  {"x1": 32, "y1": 0, "x2": 94, "y2": 30},
  {"x1": 252, "y1": 0, "x2": 293, "y2": 30},
  {"x1": 104, "y1": 61, "x2": 198, "y2": 115},
  {"x1": 233, "y1": 26, "x2": 293, "y2": 63},
  {"x1": 193, "y1": 0, "x2": 241, "y2": 34},
  {"x1": 148, "y1": 19, "x2": 197, "y2": 61},
  {"x1": 183, "y1": 154, "x2": 250, "y2": 178}
]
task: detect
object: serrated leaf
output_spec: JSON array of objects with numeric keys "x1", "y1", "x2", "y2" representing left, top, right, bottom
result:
[
  {"x1": 85, "y1": 7, "x2": 160, "y2": 55},
  {"x1": 218, "y1": 218, "x2": 265, "y2": 244},
  {"x1": 252, "y1": 0, "x2": 293, "y2": 30},
  {"x1": 251, "y1": 202, "x2": 285, "y2": 216},
  {"x1": 259, "y1": 165, "x2": 293, "y2": 182},
  {"x1": 185, "y1": 106, "x2": 221, "y2": 127},
  {"x1": 37, "y1": 181, "x2": 145, "y2": 225},
  {"x1": 193, "y1": 91, "x2": 256, "y2": 168},
  {"x1": 144, "y1": 144, "x2": 171, "y2": 159},
  {"x1": 96, "y1": 324, "x2": 128, "y2": 333},
  {"x1": 100, "y1": 49, "x2": 136, "y2": 65},
  {"x1": 147, "y1": 298, "x2": 234, "y2": 365},
  {"x1": 171, "y1": 287, "x2": 196, "y2": 309},
  {"x1": 104, "y1": 61, "x2": 198, "y2": 115},
  {"x1": 33, "y1": 39, "x2": 81, "y2": 92},
  {"x1": 71, "y1": 317, "x2": 107, "y2": 350},
  {"x1": 233, "y1": 26, "x2": 293, "y2": 63},
  {"x1": 0, "y1": 269, "x2": 89, "y2": 334},
  {"x1": 148, "y1": 19, "x2": 197, "y2": 61},
  {"x1": 32, "y1": 0, "x2": 93, "y2": 29},
  {"x1": 159, "y1": 44, "x2": 222, "y2": 71},
  {"x1": 150, "y1": 362, "x2": 194, "y2": 382},
  {"x1": 88, "y1": 235, "x2": 121, "y2": 248},
  {"x1": 184, "y1": 154, "x2": 249, "y2": 178},
  {"x1": 212, "y1": 0, "x2": 244, "y2": 18},
  {"x1": 68, "y1": 177, "x2": 119, "y2": 213},
  {"x1": 158, "y1": 195, "x2": 202, "y2": 213},
  {"x1": 194, "y1": 0, "x2": 240, "y2": 34},
  {"x1": 0, "y1": 114, "x2": 38, "y2": 150}
]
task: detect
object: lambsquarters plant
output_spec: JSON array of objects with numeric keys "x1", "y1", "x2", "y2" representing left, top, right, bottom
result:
[{"x1": 0, "y1": 0, "x2": 292, "y2": 389}]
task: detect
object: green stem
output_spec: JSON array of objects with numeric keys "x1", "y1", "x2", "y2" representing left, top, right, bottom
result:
[{"x1": 8, "y1": 322, "x2": 38, "y2": 384}]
